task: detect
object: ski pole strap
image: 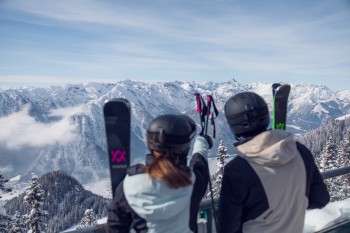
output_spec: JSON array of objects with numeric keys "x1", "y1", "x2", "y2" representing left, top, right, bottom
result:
[
  {"x1": 207, "y1": 95, "x2": 219, "y2": 138},
  {"x1": 194, "y1": 93, "x2": 207, "y2": 135}
]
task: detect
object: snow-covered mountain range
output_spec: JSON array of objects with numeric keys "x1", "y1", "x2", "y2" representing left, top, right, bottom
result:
[{"x1": 1, "y1": 80, "x2": 349, "y2": 185}]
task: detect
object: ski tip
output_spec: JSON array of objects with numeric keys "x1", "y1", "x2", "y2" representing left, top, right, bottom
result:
[
  {"x1": 273, "y1": 83, "x2": 291, "y2": 94},
  {"x1": 104, "y1": 98, "x2": 130, "y2": 106},
  {"x1": 272, "y1": 83, "x2": 291, "y2": 88},
  {"x1": 278, "y1": 84, "x2": 291, "y2": 92},
  {"x1": 272, "y1": 83, "x2": 281, "y2": 88}
]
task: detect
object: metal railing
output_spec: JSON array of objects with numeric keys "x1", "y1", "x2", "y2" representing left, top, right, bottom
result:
[
  {"x1": 321, "y1": 166, "x2": 350, "y2": 180},
  {"x1": 62, "y1": 165, "x2": 350, "y2": 233}
]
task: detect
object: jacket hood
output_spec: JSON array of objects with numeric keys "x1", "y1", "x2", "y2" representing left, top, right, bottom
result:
[
  {"x1": 236, "y1": 130, "x2": 298, "y2": 167},
  {"x1": 123, "y1": 172, "x2": 195, "y2": 220}
]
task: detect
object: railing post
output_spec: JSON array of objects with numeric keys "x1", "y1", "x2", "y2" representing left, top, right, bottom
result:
[{"x1": 206, "y1": 208, "x2": 212, "y2": 233}]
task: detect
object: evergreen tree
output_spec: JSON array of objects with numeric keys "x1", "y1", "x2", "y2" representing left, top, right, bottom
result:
[
  {"x1": 0, "y1": 173, "x2": 12, "y2": 232},
  {"x1": 206, "y1": 140, "x2": 229, "y2": 198},
  {"x1": 10, "y1": 211, "x2": 26, "y2": 233},
  {"x1": 23, "y1": 173, "x2": 48, "y2": 233},
  {"x1": 0, "y1": 206, "x2": 11, "y2": 233},
  {"x1": 338, "y1": 129, "x2": 350, "y2": 167},
  {"x1": 0, "y1": 173, "x2": 12, "y2": 198},
  {"x1": 76, "y1": 209, "x2": 97, "y2": 229},
  {"x1": 336, "y1": 129, "x2": 350, "y2": 200},
  {"x1": 316, "y1": 137, "x2": 343, "y2": 202},
  {"x1": 316, "y1": 137, "x2": 338, "y2": 170}
]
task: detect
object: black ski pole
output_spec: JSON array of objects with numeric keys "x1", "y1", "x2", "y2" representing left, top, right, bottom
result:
[
  {"x1": 206, "y1": 95, "x2": 219, "y2": 138},
  {"x1": 194, "y1": 93, "x2": 218, "y2": 233},
  {"x1": 205, "y1": 94, "x2": 219, "y2": 232}
]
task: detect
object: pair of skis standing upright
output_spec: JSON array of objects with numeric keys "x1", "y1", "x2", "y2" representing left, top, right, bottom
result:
[{"x1": 103, "y1": 83, "x2": 291, "y2": 220}]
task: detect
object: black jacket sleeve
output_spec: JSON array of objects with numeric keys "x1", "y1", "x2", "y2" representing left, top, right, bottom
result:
[
  {"x1": 217, "y1": 161, "x2": 244, "y2": 233},
  {"x1": 106, "y1": 165, "x2": 148, "y2": 233},
  {"x1": 296, "y1": 142, "x2": 330, "y2": 209},
  {"x1": 189, "y1": 153, "x2": 210, "y2": 233},
  {"x1": 106, "y1": 181, "x2": 133, "y2": 233}
]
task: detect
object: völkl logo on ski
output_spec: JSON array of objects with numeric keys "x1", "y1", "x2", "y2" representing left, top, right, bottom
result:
[{"x1": 111, "y1": 150, "x2": 127, "y2": 163}]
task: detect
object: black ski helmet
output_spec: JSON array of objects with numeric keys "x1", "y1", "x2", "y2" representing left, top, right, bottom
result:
[
  {"x1": 224, "y1": 92, "x2": 269, "y2": 138},
  {"x1": 146, "y1": 114, "x2": 196, "y2": 157}
]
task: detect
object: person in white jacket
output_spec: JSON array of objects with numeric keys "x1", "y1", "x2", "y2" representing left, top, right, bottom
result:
[{"x1": 107, "y1": 114, "x2": 212, "y2": 233}]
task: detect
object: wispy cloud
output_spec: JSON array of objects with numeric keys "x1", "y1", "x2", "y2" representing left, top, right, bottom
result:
[
  {"x1": 0, "y1": 105, "x2": 81, "y2": 149},
  {"x1": 0, "y1": 0, "x2": 349, "y2": 90},
  {"x1": 0, "y1": 75, "x2": 71, "y2": 85},
  {"x1": 2, "y1": 0, "x2": 169, "y2": 31}
]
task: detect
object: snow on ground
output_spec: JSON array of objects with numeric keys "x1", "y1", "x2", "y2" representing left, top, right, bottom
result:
[
  {"x1": 287, "y1": 124, "x2": 304, "y2": 131},
  {"x1": 83, "y1": 178, "x2": 112, "y2": 199},
  {"x1": 62, "y1": 217, "x2": 108, "y2": 232},
  {"x1": 336, "y1": 113, "x2": 350, "y2": 121},
  {"x1": 0, "y1": 175, "x2": 28, "y2": 202},
  {"x1": 304, "y1": 198, "x2": 350, "y2": 232}
]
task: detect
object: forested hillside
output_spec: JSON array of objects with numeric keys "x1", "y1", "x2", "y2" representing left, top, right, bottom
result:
[
  {"x1": 4, "y1": 171, "x2": 110, "y2": 233},
  {"x1": 295, "y1": 117, "x2": 350, "y2": 201},
  {"x1": 297, "y1": 117, "x2": 350, "y2": 158}
]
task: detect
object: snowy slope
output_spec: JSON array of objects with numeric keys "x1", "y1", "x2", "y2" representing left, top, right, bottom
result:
[
  {"x1": 336, "y1": 113, "x2": 350, "y2": 121},
  {"x1": 304, "y1": 198, "x2": 350, "y2": 232},
  {"x1": 0, "y1": 175, "x2": 28, "y2": 202},
  {"x1": 83, "y1": 179, "x2": 112, "y2": 199}
]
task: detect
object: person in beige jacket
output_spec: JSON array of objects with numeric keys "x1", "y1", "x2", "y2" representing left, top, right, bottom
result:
[{"x1": 218, "y1": 91, "x2": 330, "y2": 233}]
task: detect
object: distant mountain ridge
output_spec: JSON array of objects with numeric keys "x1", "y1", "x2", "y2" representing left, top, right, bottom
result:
[{"x1": 0, "y1": 80, "x2": 349, "y2": 184}]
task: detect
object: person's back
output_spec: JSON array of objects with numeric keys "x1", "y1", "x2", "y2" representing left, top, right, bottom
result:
[
  {"x1": 122, "y1": 164, "x2": 195, "y2": 232},
  {"x1": 107, "y1": 114, "x2": 212, "y2": 233},
  {"x1": 218, "y1": 92, "x2": 330, "y2": 233}
]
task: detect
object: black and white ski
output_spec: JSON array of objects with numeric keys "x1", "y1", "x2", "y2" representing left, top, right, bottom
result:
[
  {"x1": 272, "y1": 83, "x2": 291, "y2": 130},
  {"x1": 103, "y1": 98, "x2": 131, "y2": 198}
]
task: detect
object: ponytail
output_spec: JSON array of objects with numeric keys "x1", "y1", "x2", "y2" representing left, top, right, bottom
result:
[{"x1": 147, "y1": 156, "x2": 192, "y2": 189}]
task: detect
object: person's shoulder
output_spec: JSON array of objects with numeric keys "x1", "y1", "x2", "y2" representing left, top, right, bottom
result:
[
  {"x1": 127, "y1": 164, "x2": 147, "y2": 176},
  {"x1": 226, "y1": 156, "x2": 248, "y2": 167},
  {"x1": 295, "y1": 142, "x2": 314, "y2": 159},
  {"x1": 225, "y1": 156, "x2": 253, "y2": 175},
  {"x1": 224, "y1": 156, "x2": 259, "y2": 186}
]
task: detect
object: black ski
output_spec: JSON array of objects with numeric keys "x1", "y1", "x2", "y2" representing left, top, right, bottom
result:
[
  {"x1": 103, "y1": 98, "x2": 131, "y2": 198},
  {"x1": 272, "y1": 83, "x2": 291, "y2": 130}
]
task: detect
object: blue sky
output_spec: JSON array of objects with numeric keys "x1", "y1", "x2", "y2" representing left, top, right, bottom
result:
[{"x1": 0, "y1": 0, "x2": 349, "y2": 91}]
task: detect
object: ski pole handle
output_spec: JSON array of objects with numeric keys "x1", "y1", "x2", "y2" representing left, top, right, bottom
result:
[
  {"x1": 194, "y1": 93, "x2": 203, "y2": 114},
  {"x1": 194, "y1": 93, "x2": 207, "y2": 135}
]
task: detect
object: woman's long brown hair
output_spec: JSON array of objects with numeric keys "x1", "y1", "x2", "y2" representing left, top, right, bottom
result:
[{"x1": 146, "y1": 153, "x2": 192, "y2": 189}]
